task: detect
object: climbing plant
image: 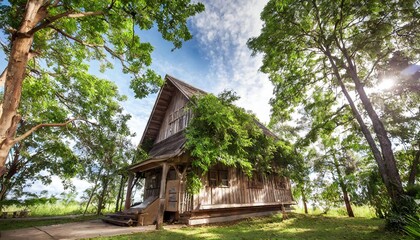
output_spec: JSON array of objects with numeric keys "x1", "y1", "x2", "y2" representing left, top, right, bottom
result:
[{"x1": 185, "y1": 91, "x2": 302, "y2": 193}]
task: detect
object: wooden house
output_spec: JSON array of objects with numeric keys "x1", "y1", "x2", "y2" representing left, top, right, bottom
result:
[{"x1": 103, "y1": 75, "x2": 294, "y2": 227}]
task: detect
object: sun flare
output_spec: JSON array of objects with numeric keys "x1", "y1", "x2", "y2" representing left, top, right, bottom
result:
[{"x1": 378, "y1": 78, "x2": 395, "y2": 90}]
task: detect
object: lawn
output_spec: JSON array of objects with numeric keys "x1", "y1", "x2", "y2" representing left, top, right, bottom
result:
[{"x1": 90, "y1": 213, "x2": 404, "y2": 240}]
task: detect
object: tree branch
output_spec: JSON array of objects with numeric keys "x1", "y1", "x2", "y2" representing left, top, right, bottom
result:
[
  {"x1": 50, "y1": 25, "x2": 108, "y2": 49},
  {"x1": 28, "y1": 10, "x2": 104, "y2": 34},
  {"x1": 13, "y1": 118, "x2": 76, "y2": 144}
]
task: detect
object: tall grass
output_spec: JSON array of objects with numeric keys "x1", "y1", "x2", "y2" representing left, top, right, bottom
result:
[
  {"x1": 2, "y1": 200, "x2": 118, "y2": 217},
  {"x1": 294, "y1": 205, "x2": 377, "y2": 218},
  {"x1": 3, "y1": 201, "x2": 86, "y2": 216}
]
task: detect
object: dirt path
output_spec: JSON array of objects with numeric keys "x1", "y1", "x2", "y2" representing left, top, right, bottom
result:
[
  {"x1": 0, "y1": 220, "x2": 184, "y2": 240},
  {"x1": 0, "y1": 214, "x2": 95, "y2": 222}
]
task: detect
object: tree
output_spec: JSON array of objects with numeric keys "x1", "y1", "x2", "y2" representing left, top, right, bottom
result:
[
  {"x1": 74, "y1": 110, "x2": 134, "y2": 215},
  {"x1": 370, "y1": 52, "x2": 420, "y2": 189},
  {"x1": 0, "y1": 0, "x2": 205, "y2": 176},
  {"x1": 248, "y1": 0, "x2": 419, "y2": 221},
  {"x1": 0, "y1": 61, "x2": 128, "y2": 202}
]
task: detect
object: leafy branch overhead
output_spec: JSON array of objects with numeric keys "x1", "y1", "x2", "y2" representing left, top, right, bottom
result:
[
  {"x1": 0, "y1": 0, "x2": 204, "y2": 177},
  {"x1": 185, "y1": 91, "x2": 302, "y2": 193}
]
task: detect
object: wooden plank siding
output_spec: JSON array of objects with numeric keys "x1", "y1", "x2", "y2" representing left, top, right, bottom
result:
[
  {"x1": 155, "y1": 90, "x2": 189, "y2": 143},
  {"x1": 193, "y1": 167, "x2": 293, "y2": 210}
]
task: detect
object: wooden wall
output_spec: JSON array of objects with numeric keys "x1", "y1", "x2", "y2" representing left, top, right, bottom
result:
[
  {"x1": 193, "y1": 168, "x2": 293, "y2": 210},
  {"x1": 155, "y1": 90, "x2": 189, "y2": 143}
]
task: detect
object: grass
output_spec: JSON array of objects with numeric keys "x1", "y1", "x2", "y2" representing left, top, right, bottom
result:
[
  {"x1": 294, "y1": 205, "x2": 377, "y2": 218},
  {"x1": 2, "y1": 202, "x2": 84, "y2": 216},
  {"x1": 89, "y1": 213, "x2": 404, "y2": 240},
  {"x1": 0, "y1": 215, "x2": 100, "y2": 231},
  {"x1": 1, "y1": 201, "x2": 116, "y2": 217}
]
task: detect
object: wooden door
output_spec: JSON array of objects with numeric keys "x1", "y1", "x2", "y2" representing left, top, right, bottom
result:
[{"x1": 165, "y1": 180, "x2": 180, "y2": 212}]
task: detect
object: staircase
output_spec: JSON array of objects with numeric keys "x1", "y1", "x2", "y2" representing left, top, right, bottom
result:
[
  {"x1": 102, "y1": 196, "x2": 159, "y2": 227},
  {"x1": 102, "y1": 212, "x2": 139, "y2": 226}
]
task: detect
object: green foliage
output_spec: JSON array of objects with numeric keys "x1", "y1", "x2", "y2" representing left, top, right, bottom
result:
[
  {"x1": 0, "y1": 72, "x2": 129, "y2": 201},
  {"x1": 358, "y1": 164, "x2": 391, "y2": 218},
  {"x1": 186, "y1": 171, "x2": 203, "y2": 195},
  {"x1": 404, "y1": 213, "x2": 420, "y2": 239},
  {"x1": 249, "y1": 0, "x2": 419, "y2": 228},
  {"x1": 1, "y1": 0, "x2": 205, "y2": 98},
  {"x1": 185, "y1": 91, "x2": 301, "y2": 193},
  {"x1": 386, "y1": 195, "x2": 418, "y2": 231},
  {"x1": 0, "y1": 0, "x2": 204, "y2": 200},
  {"x1": 1, "y1": 196, "x2": 58, "y2": 211}
]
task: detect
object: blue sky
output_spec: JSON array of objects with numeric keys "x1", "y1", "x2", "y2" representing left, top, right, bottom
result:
[
  {"x1": 1, "y1": 0, "x2": 272, "y2": 198},
  {"x1": 117, "y1": 0, "x2": 272, "y2": 145}
]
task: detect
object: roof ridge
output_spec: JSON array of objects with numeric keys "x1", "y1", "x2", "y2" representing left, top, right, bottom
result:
[{"x1": 166, "y1": 74, "x2": 207, "y2": 98}]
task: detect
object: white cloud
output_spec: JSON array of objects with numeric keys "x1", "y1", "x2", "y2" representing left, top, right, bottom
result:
[
  {"x1": 190, "y1": 0, "x2": 272, "y2": 124},
  {"x1": 23, "y1": 175, "x2": 92, "y2": 201}
]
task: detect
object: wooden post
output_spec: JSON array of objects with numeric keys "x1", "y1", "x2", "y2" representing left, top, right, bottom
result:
[
  {"x1": 124, "y1": 173, "x2": 135, "y2": 210},
  {"x1": 156, "y1": 163, "x2": 169, "y2": 230},
  {"x1": 281, "y1": 204, "x2": 288, "y2": 220}
]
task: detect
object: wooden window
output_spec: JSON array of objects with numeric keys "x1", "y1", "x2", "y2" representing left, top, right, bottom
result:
[
  {"x1": 208, "y1": 169, "x2": 229, "y2": 187},
  {"x1": 219, "y1": 170, "x2": 229, "y2": 187},
  {"x1": 248, "y1": 172, "x2": 264, "y2": 188},
  {"x1": 275, "y1": 176, "x2": 288, "y2": 189},
  {"x1": 146, "y1": 172, "x2": 159, "y2": 189},
  {"x1": 166, "y1": 107, "x2": 191, "y2": 138},
  {"x1": 209, "y1": 170, "x2": 217, "y2": 187}
]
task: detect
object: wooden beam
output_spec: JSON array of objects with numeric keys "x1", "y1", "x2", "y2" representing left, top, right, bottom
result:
[
  {"x1": 156, "y1": 163, "x2": 169, "y2": 230},
  {"x1": 158, "y1": 98, "x2": 169, "y2": 105},
  {"x1": 150, "y1": 119, "x2": 163, "y2": 125},
  {"x1": 155, "y1": 105, "x2": 168, "y2": 111},
  {"x1": 124, "y1": 173, "x2": 135, "y2": 210}
]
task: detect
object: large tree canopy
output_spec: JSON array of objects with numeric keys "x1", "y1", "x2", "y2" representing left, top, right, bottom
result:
[
  {"x1": 0, "y1": 0, "x2": 204, "y2": 176},
  {"x1": 0, "y1": 61, "x2": 130, "y2": 203},
  {"x1": 248, "y1": 0, "x2": 419, "y2": 227}
]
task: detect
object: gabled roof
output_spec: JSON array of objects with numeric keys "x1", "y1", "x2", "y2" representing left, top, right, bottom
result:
[
  {"x1": 139, "y1": 75, "x2": 206, "y2": 148},
  {"x1": 166, "y1": 75, "x2": 207, "y2": 99},
  {"x1": 135, "y1": 74, "x2": 278, "y2": 171}
]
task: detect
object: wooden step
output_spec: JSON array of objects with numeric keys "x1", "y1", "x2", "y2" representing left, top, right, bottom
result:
[
  {"x1": 105, "y1": 213, "x2": 138, "y2": 220},
  {"x1": 102, "y1": 217, "x2": 136, "y2": 226}
]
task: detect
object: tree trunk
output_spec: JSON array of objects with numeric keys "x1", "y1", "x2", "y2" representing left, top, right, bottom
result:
[
  {"x1": 0, "y1": 143, "x2": 23, "y2": 202},
  {"x1": 345, "y1": 63, "x2": 403, "y2": 199},
  {"x1": 324, "y1": 48, "x2": 403, "y2": 204},
  {"x1": 0, "y1": 0, "x2": 47, "y2": 177},
  {"x1": 83, "y1": 184, "x2": 99, "y2": 215},
  {"x1": 301, "y1": 188, "x2": 308, "y2": 214},
  {"x1": 115, "y1": 175, "x2": 125, "y2": 212},
  {"x1": 83, "y1": 167, "x2": 104, "y2": 215},
  {"x1": 408, "y1": 148, "x2": 419, "y2": 187},
  {"x1": 97, "y1": 176, "x2": 109, "y2": 215},
  {"x1": 342, "y1": 187, "x2": 354, "y2": 217},
  {"x1": 119, "y1": 182, "x2": 125, "y2": 212},
  {"x1": 333, "y1": 155, "x2": 354, "y2": 217}
]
